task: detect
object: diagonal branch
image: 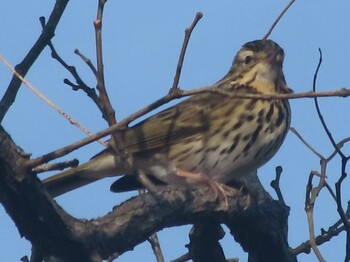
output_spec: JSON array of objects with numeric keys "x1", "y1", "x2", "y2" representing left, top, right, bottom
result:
[
  {"x1": 170, "y1": 12, "x2": 203, "y2": 93},
  {"x1": 0, "y1": 54, "x2": 107, "y2": 148},
  {"x1": 0, "y1": 0, "x2": 69, "y2": 123},
  {"x1": 25, "y1": 86, "x2": 350, "y2": 170},
  {"x1": 39, "y1": 15, "x2": 99, "y2": 105},
  {"x1": 262, "y1": 0, "x2": 296, "y2": 40}
]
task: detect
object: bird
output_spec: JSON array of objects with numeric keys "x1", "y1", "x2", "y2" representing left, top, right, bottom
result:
[{"x1": 43, "y1": 39, "x2": 292, "y2": 198}]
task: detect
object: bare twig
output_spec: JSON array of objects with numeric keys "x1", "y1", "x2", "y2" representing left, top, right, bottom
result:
[
  {"x1": 0, "y1": 0, "x2": 69, "y2": 122},
  {"x1": 312, "y1": 49, "x2": 350, "y2": 260},
  {"x1": 304, "y1": 168, "x2": 327, "y2": 262},
  {"x1": 207, "y1": 86, "x2": 350, "y2": 100},
  {"x1": 170, "y1": 253, "x2": 191, "y2": 262},
  {"x1": 74, "y1": 48, "x2": 98, "y2": 77},
  {"x1": 94, "y1": 0, "x2": 116, "y2": 126},
  {"x1": 289, "y1": 111, "x2": 350, "y2": 260},
  {"x1": 32, "y1": 159, "x2": 79, "y2": 173},
  {"x1": 148, "y1": 234, "x2": 165, "y2": 262},
  {"x1": 324, "y1": 182, "x2": 337, "y2": 202},
  {"x1": 337, "y1": 158, "x2": 350, "y2": 261},
  {"x1": 293, "y1": 201, "x2": 350, "y2": 255},
  {"x1": 93, "y1": 0, "x2": 130, "y2": 172},
  {"x1": 0, "y1": 55, "x2": 107, "y2": 147},
  {"x1": 39, "y1": 17, "x2": 101, "y2": 112},
  {"x1": 137, "y1": 183, "x2": 165, "y2": 262},
  {"x1": 170, "y1": 12, "x2": 203, "y2": 93},
  {"x1": 326, "y1": 137, "x2": 350, "y2": 162},
  {"x1": 289, "y1": 127, "x2": 324, "y2": 159},
  {"x1": 262, "y1": 0, "x2": 296, "y2": 40},
  {"x1": 24, "y1": 119, "x2": 124, "y2": 169},
  {"x1": 313, "y1": 49, "x2": 346, "y2": 159},
  {"x1": 292, "y1": 222, "x2": 347, "y2": 255}
]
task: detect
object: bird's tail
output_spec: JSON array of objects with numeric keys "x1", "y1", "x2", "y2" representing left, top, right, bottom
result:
[{"x1": 43, "y1": 151, "x2": 125, "y2": 198}]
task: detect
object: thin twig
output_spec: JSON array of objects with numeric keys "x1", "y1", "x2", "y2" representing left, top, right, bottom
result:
[
  {"x1": 148, "y1": 234, "x2": 165, "y2": 262},
  {"x1": 326, "y1": 137, "x2": 350, "y2": 162},
  {"x1": 138, "y1": 182, "x2": 165, "y2": 262},
  {"x1": 313, "y1": 49, "x2": 350, "y2": 260},
  {"x1": 93, "y1": 0, "x2": 129, "y2": 170},
  {"x1": 170, "y1": 12, "x2": 203, "y2": 93},
  {"x1": 24, "y1": 89, "x2": 182, "y2": 169},
  {"x1": 289, "y1": 127, "x2": 324, "y2": 159},
  {"x1": 24, "y1": 116, "x2": 123, "y2": 169},
  {"x1": 304, "y1": 168, "x2": 327, "y2": 262},
  {"x1": 38, "y1": 17, "x2": 100, "y2": 109},
  {"x1": 0, "y1": 54, "x2": 107, "y2": 147},
  {"x1": 185, "y1": 85, "x2": 350, "y2": 100},
  {"x1": 0, "y1": 0, "x2": 69, "y2": 122},
  {"x1": 313, "y1": 49, "x2": 345, "y2": 159},
  {"x1": 324, "y1": 182, "x2": 337, "y2": 202},
  {"x1": 337, "y1": 158, "x2": 350, "y2": 261},
  {"x1": 32, "y1": 159, "x2": 79, "y2": 173},
  {"x1": 170, "y1": 253, "x2": 191, "y2": 262},
  {"x1": 94, "y1": 0, "x2": 116, "y2": 126},
  {"x1": 293, "y1": 202, "x2": 350, "y2": 255},
  {"x1": 292, "y1": 223, "x2": 346, "y2": 255},
  {"x1": 74, "y1": 48, "x2": 98, "y2": 77},
  {"x1": 262, "y1": 0, "x2": 297, "y2": 40}
]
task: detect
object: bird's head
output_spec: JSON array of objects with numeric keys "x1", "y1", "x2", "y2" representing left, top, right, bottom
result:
[{"x1": 223, "y1": 40, "x2": 292, "y2": 94}]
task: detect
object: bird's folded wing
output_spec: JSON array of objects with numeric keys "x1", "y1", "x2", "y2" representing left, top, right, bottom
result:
[{"x1": 123, "y1": 94, "x2": 214, "y2": 153}]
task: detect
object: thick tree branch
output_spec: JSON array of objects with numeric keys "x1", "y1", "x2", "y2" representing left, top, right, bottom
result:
[
  {"x1": 0, "y1": 123, "x2": 295, "y2": 261},
  {"x1": 227, "y1": 200, "x2": 295, "y2": 262},
  {"x1": 188, "y1": 222, "x2": 226, "y2": 262}
]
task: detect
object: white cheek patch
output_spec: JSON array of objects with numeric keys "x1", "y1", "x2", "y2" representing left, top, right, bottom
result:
[{"x1": 256, "y1": 63, "x2": 277, "y2": 83}]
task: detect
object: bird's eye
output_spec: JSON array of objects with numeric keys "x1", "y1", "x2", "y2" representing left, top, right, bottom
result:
[{"x1": 244, "y1": 56, "x2": 252, "y2": 64}]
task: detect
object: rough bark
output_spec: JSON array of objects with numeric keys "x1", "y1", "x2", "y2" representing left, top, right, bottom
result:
[{"x1": 0, "y1": 125, "x2": 296, "y2": 262}]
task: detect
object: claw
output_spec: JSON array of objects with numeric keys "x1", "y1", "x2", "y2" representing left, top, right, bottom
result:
[{"x1": 176, "y1": 169, "x2": 230, "y2": 208}]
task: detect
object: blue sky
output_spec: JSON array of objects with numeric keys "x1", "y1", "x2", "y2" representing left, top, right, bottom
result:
[{"x1": 1, "y1": 1, "x2": 350, "y2": 261}]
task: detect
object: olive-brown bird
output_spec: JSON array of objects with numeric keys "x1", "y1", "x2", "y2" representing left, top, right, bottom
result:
[{"x1": 43, "y1": 39, "x2": 292, "y2": 198}]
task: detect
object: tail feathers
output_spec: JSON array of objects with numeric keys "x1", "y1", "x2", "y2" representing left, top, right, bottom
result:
[
  {"x1": 43, "y1": 152, "x2": 124, "y2": 197},
  {"x1": 43, "y1": 167, "x2": 98, "y2": 198}
]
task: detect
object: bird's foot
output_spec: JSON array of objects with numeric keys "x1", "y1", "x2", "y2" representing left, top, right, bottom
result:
[{"x1": 175, "y1": 169, "x2": 230, "y2": 208}]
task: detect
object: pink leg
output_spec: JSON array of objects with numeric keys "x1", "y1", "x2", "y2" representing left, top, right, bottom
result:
[{"x1": 175, "y1": 169, "x2": 230, "y2": 207}]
